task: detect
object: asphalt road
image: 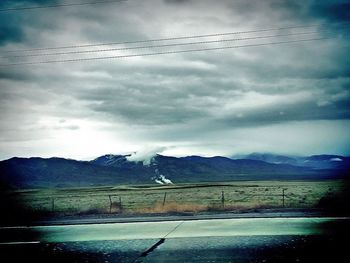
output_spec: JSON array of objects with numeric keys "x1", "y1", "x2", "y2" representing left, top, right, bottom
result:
[{"x1": 1, "y1": 217, "x2": 349, "y2": 262}]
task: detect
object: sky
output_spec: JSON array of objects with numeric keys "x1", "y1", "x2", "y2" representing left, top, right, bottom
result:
[{"x1": 0, "y1": 0, "x2": 349, "y2": 161}]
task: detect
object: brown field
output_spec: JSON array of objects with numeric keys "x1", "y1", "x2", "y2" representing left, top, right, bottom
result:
[{"x1": 4, "y1": 180, "x2": 343, "y2": 216}]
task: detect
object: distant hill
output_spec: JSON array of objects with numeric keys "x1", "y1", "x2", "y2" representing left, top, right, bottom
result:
[
  {"x1": 0, "y1": 154, "x2": 348, "y2": 188},
  {"x1": 236, "y1": 153, "x2": 350, "y2": 170},
  {"x1": 236, "y1": 153, "x2": 299, "y2": 166}
]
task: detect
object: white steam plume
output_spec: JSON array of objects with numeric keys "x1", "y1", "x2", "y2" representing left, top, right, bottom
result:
[
  {"x1": 155, "y1": 175, "x2": 173, "y2": 185},
  {"x1": 126, "y1": 146, "x2": 166, "y2": 165}
]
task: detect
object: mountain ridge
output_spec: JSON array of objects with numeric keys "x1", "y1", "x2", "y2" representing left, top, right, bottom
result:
[
  {"x1": 235, "y1": 153, "x2": 350, "y2": 169},
  {"x1": 0, "y1": 153, "x2": 348, "y2": 189}
]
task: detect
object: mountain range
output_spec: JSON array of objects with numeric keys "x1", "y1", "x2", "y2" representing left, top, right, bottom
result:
[
  {"x1": 234, "y1": 153, "x2": 349, "y2": 169},
  {"x1": 0, "y1": 153, "x2": 349, "y2": 189}
]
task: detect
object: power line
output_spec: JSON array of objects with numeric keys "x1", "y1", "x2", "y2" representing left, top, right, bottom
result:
[
  {"x1": 1, "y1": 24, "x2": 332, "y2": 54},
  {"x1": 0, "y1": 37, "x2": 329, "y2": 67},
  {"x1": 0, "y1": 30, "x2": 326, "y2": 59},
  {"x1": 3, "y1": 22, "x2": 349, "y2": 54},
  {"x1": 0, "y1": 0, "x2": 127, "y2": 12}
]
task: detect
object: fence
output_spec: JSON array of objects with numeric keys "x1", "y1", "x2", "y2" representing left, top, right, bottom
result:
[{"x1": 4, "y1": 181, "x2": 338, "y2": 216}]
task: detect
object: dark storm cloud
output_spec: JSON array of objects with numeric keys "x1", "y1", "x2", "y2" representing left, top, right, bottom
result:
[
  {"x1": 307, "y1": 0, "x2": 350, "y2": 22},
  {"x1": 267, "y1": 0, "x2": 350, "y2": 22},
  {"x1": 0, "y1": 13, "x2": 26, "y2": 44},
  {"x1": 0, "y1": 0, "x2": 57, "y2": 5},
  {"x1": 220, "y1": 100, "x2": 350, "y2": 127},
  {"x1": 0, "y1": 0, "x2": 61, "y2": 45},
  {"x1": 0, "y1": 0, "x2": 350, "y2": 159},
  {"x1": 62, "y1": 33, "x2": 350, "y2": 127},
  {"x1": 69, "y1": 65, "x2": 350, "y2": 127},
  {"x1": 0, "y1": 0, "x2": 53, "y2": 10}
]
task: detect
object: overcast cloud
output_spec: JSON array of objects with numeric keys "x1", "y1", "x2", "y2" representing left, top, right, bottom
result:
[{"x1": 0, "y1": 0, "x2": 349, "y2": 160}]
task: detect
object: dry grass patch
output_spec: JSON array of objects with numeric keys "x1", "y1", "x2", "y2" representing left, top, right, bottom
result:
[
  {"x1": 135, "y1": 201, "x2": 209, "y2": 213},
  {"x1": 134, "y1": 202, "x2": 274, "y2": 214}
]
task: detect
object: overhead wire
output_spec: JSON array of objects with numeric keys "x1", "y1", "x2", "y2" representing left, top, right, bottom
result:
[
  {"x1": 0, "y1": 37, "x2": 329, "y2": 67},
  {"x1": 2, "y1": 21, "x2": 349, "y2": 54},
  {"x1": 0, "y1": 23, "x2": 339, "y2": 54},
  {"x1": 1, "y1": 22, "x2": 347, "y2": 67},
  {"x1": 0, "y1": 0, "x2": 127, "y2": 12},
  {"x1": 0, "y1": 30, "x2": 328, "y2": 59}
]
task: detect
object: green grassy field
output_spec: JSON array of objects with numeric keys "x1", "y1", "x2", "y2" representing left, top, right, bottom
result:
[{"x1": 6, "y1": 180, "x2": 342, "y2": 216}]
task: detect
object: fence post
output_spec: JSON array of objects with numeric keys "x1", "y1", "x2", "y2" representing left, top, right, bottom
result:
[
  {"x1": 282, "y1": 188, "x2": 287, "y2": 208},
  {"x1": 109, "y1": 195, "x2": 112, "y2": 213},
  {"x1": 162, "y1": 192, "x2": 167, "y2": 207},
  {"x1": 119, "y1": 196, "x2": 122, "y2": 212},
  {"x1": 221, "y1": 191, "x2": 225, "y2": 208},
  {"x1": 51, "y1": 198, "x2": 55, "y2": 213}
]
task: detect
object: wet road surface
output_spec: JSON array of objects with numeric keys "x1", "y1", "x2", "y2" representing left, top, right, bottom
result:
[{"x1": 1, "y1": 217, "x2": 349, "y2": 262}]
